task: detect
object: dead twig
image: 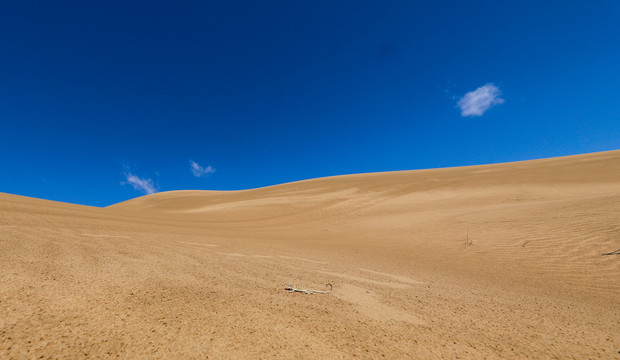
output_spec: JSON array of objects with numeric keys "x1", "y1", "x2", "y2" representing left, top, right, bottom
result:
[
  {"x1": 285, "y1": 281, "x2": 332, "y2": 295},
  {"x1": 602, "y1": 248, "x2": 620, "y2": 256},
  {"x1": 464, "y1": 227, "x2": 473, "y2": 246}
]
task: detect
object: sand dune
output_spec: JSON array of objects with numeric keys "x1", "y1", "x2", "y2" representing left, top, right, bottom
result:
[{"x1": 1, "y1": 150, "x2": 619, "y2": 358}]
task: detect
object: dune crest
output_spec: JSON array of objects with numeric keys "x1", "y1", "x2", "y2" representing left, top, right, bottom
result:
[{"x1": 2, "y1": 150, "x2": 619, "y2": 358}]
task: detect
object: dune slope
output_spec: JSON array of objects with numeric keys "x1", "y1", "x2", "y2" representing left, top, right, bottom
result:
[{"x1": 2, "y1": 151, "x2": 619, "y2": 358}]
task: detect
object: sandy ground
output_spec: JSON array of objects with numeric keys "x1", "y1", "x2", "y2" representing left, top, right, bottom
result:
[{"x1": 1, "y1": 150, "x2": 619, "y2": 359}]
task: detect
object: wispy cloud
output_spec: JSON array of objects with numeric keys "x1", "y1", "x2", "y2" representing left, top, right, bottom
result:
[
  {"x1": 190, "y1": 160, "x2": 216, "y2": 177},
  {"x1": 123, "y1": 173, "x2": 158, "y2": 194},
  {"x1": 457, "y1": 83, "x2": 504, "y2": 117}
]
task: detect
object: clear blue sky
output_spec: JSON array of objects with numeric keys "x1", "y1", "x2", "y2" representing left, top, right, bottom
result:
[{"x1": 1, "y1": 1, "x2": 619, "y2": 206}]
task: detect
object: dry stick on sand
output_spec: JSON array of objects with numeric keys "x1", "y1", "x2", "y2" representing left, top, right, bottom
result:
[
  {"x1": 601, "y1": 248, "x2": 620, "y2": 256},
  {"x1": 464, "y1": 227, "x2": 473, "y2": 246},
  {"x1": 285, "y1": 281, "x2": 333, "y2": 294}
]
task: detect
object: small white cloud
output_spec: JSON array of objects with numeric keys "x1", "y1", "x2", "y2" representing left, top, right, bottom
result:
[
  {"x1": 123, "y1": 173, "x2": 158, "y2": 194},
  {"x1": 190, "y1": 160, "x2": 216, "y2": 177},
  {"x1": 457, "y1": 83, "x2": 505, "y2": 117}
]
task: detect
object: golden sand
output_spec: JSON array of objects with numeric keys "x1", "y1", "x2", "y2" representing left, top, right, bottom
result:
[{"x1": 1, "y1": 151, "x2": 619, "y2": 358}]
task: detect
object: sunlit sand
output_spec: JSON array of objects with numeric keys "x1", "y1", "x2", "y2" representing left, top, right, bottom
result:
[{"x1": 1, "y1": 150, "x2": 619, "y2": 358}]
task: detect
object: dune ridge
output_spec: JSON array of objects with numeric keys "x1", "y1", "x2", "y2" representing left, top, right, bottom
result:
[{"x1": 1, "y1": 150, "x2": 619, "y2": 358}]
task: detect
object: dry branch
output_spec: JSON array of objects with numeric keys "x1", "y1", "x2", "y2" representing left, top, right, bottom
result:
[
  {"x1": 602, "y1": 248, "x2": 620, "y2": 256},
  {"x1": 285, "y1": 281, "x2": 332, "y2": 294}
]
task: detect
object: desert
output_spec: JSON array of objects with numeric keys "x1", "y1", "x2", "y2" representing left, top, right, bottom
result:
[{"x1": 1, "y1": 150, "x2": 619, "y2": 359}]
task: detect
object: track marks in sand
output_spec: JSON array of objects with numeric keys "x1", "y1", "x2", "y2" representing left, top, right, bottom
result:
[
  {"x1": 315, "y1": 269, "x2": 426, "y2": 324},
  {"x1": 278, "y1": 256, "x2": 327, "y2": 264},
  {"x1": 178, "y1": 242, "x2": 219, "y2": 247},
  {"x1": 358, "y1": 268, "x2": 424, "y2": 285},
  {"x1": 333, "y1": 284, "x2": 425, "y2": 326},
  {"x1": 317, "y1": 271, "x2": 413, "y2": 289},
  {"x1": 81, "y1": 233, "x2": 130, "y2": 238},
  {"x1": 216, "y1": 252, "x2": 273, "y2": 258},
  {"x1": 217, "y1": 252, "x2": 246, "y2": 257}
]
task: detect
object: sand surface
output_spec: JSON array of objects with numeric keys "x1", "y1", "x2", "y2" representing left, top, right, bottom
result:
[{"x1": 1, "y1": 151, "x2": 619, "y2": 359}]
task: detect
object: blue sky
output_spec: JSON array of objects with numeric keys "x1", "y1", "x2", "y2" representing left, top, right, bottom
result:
[{"x1": 1, "y1": 1, "x2": 619, "y2": 206}]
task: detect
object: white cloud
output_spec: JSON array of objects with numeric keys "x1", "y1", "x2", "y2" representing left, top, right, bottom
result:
[
  {"x1": 457, "y1": 83, "x2": 505, "y2": 117},
  {"x1": 190, "y1": 160, "x2": 216, "y2": 177},
  {"x1": 123, "y1": 173, "x2": 158, "y2": 194}
]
